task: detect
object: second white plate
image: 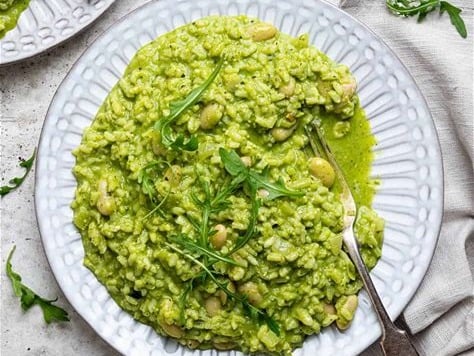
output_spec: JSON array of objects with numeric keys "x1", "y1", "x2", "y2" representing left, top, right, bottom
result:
[
  {"x1": 35, "y1": 0, "x2": 444, "y2": 355},
  {"x1": 0, "y1": 0, "x2": 116, "y2": 65}
]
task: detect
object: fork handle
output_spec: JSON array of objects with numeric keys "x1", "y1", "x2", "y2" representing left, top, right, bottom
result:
[
  {"x1": 343, "y1": 229, "x2": 419, "y2": 356},
  {"x1": 381, "y1": 324, "x2": 419, "y2": 356}
]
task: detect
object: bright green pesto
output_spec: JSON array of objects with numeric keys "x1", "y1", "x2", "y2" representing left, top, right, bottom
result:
[
  {"x1": 321, "y1": 107, "x2": 377, "y2": 208},
  {"x1": 0, "y1": 0, "x2": 30, "y2": 39},
  {"x1": 72, "y1": 15, "x2": 384, "y2": 355}
]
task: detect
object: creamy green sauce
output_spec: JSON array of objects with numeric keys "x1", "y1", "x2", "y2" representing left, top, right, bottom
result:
[
  {"x1": 321, "y1": 105, "x2": 377, "y2": 207},
  {"x1": 0, "y1": 0, "x2": 30, "y2": 39},
  {"x1": 72, "y1": 15, "x2": 384, "y2": 355}
]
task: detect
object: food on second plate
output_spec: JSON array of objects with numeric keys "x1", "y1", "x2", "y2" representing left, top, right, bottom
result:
[
  {"x1": 0, "y1": 0, "x2": 30, "y2": 39},
  {"x1": 72, "y1": 15, "x2": 384, "y2": 355}
]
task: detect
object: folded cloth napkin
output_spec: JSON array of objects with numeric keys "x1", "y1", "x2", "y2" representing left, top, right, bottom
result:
[{"x1": 334, "y1": 0, "x2": 474, "y2": 355}]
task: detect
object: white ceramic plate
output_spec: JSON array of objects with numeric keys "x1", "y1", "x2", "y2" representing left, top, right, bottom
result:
[
  {"x1": 0, "y1": 0, "x2": 115, "y2": 66},
  {"x1": 35, "y1": 0, "x2": 444, "y2": 355}
]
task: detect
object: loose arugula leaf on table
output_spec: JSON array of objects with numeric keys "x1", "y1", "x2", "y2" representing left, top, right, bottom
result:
[
  {"x1": 386, "y1": 0, "x2": 467, "y2": 38},
  {"x1": 166, "y1": 243, "x2": 280, "y2": 335},
  {"x1": 6, "y1": 246, "x2": 69, "y2": 324},
  {"x1": 440, "y1": 1, "x2": 467, "y2": 38},
  {"x1": 0, "y1": 149, "x2": 36, "y2": 197},
  {"x1": 154, "y1": 57, "x2": 225, "y2": 151},
  {"x1": 386, "y1": 0, "x2": 439, "y2": 20}
]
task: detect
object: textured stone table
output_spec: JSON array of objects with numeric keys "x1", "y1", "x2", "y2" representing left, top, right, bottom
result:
[{"x1": 1, "y1": 1, "x2": 472, "y2": 355}]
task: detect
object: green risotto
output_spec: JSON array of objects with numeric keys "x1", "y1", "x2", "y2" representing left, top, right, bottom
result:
[
  {"x1": 0, "y1": 0, "x2": 30, "y2": 39},
  {"x1": 72, "y1": 15, "x2": 384, "y2": 355}
]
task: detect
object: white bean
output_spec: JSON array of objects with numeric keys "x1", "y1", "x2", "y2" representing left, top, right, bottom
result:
[
  {"x1": 164, "y1": 165, "x2": 182, "y2": 186},
  {"x1": 218, "y1": 282, "x2": 235, "y2": 305},
  {"x1": 258, "y1": 189, "x2": 270, "y2": 198},
  {"x1": 279, "y1": 77, "x2": 296, "y2": 97},
  {"x1": 162, "y1": 323, "x2": 184, "y2": 338},
  {"x1": 240, "y1": 156, "x2": 252, "y2": 167},
  {"x1": 185, "y1": 340, "x2": 200, "y2": 349},
  {"x1": 336, "y1": 295, "x2": 358, "y2": 330},
  {"x1": 204, "y1": 296, "x2": 222, "y2": 317},
  {"x1": 271, "y1": 126, "x2": 296, "y2": 142},
  {"x1": 96, "y1": 180, "x2": 115, "y2": 216},
  {"x1": 238, "y1": 282, "x2": 262, "y2": 305},
  {"x1": 342, "y1": 79, "x2": 357, "y2": 97},
  {"x1": 214, "y1": 341, "x2": 236, "y2": 350},
  {"x1": 210, "y1": 224, "x2": 227, "y2": 250},
  {"x1": 323, "y1": 303, "x2": 336, "y2": 315},
  {"x1": 200, "y1": 103, "x2": 223, "y2": 129},
  {"x1": 247, "y1": 23, "x2": 277, "y2": 41},
  {"x1": 308, "y1": 157, "x2": 336, "y2": 188}
]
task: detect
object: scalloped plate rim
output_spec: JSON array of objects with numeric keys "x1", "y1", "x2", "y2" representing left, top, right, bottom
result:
[
  {"x1": 34, "y1": 0, "x2": 444, "y2": 355},
  {"x1": 0, "y1": 0, "x2": 117, "y2": 66}
]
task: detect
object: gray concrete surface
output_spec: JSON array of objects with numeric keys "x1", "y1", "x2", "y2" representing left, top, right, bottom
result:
[{"x1": 1, "y1": 1, "x2": 472, "y2": 356}]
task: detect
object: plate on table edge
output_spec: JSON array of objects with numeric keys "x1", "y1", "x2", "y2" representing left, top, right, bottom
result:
[
  {"x1": 34, "y1": 0, "x2": 444, "y2": 355},
  {"x1": 0, "y1": 0, "x2": 116, "y2": 66}
]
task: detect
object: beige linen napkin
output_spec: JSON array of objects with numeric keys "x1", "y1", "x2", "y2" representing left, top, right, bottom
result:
[{"x1": 334, "y1": 0, "x2": 474, "y2": 355}]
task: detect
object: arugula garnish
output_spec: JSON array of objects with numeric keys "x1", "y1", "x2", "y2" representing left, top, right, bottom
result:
[
  {"x1": 229, "y1": 194, "x2": 261, "y2": 255},
  {"x1": 219, "y1": 148, "x2": 304, "y2": 201},
  {"x1": 167, "y1": 149, "x2": 302, "y2": 334},
  {"x1": 1, "y1": 149, "x2": 36, "y2": 197},
  {"x1": 386, "y1": 0, "x2": 467, "y2": 38},
  {"x1": 183, "y1": 149, "x2": 301, "y2": 260},
  {"x1": 166, "y1": 243, "x2": 280, "y2": 336},
  {"x1": 440, "y1": 1, "x2": 467, "y2": 38},
  {"x1": 6, "y1": 246, "x2": 69, "y2": 324},
  {"x1": 138, "y1": 161, "x2": 171, "y2": 219},
  {"x1": 169, "y1": 234, "x2": 242, "y2": 267},
  {"x1": 189, "y1": 174, "x2": 247, "y2": 249},
  {"x1": 154, "y1": 57, "x2": 225, "y2": 151},
  {"x1": 217, "y1": 148, "x2": 302, "y2": 254},
  {"x1": 178, "y1": 281, "x2": 194, "y2": 325}
]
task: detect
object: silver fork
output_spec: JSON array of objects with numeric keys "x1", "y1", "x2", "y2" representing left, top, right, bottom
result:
[{"x1": 304, "y1": 122, "x2": 419, "y2": 356}]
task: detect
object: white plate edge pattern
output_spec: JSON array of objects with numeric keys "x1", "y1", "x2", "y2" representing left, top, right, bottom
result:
[
  {"x1": 0, "y1": 0, "x2": 116, "y2": 65},
  {"x1": 34, "y1": 0, "x2": 444, "y2": 355}
]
